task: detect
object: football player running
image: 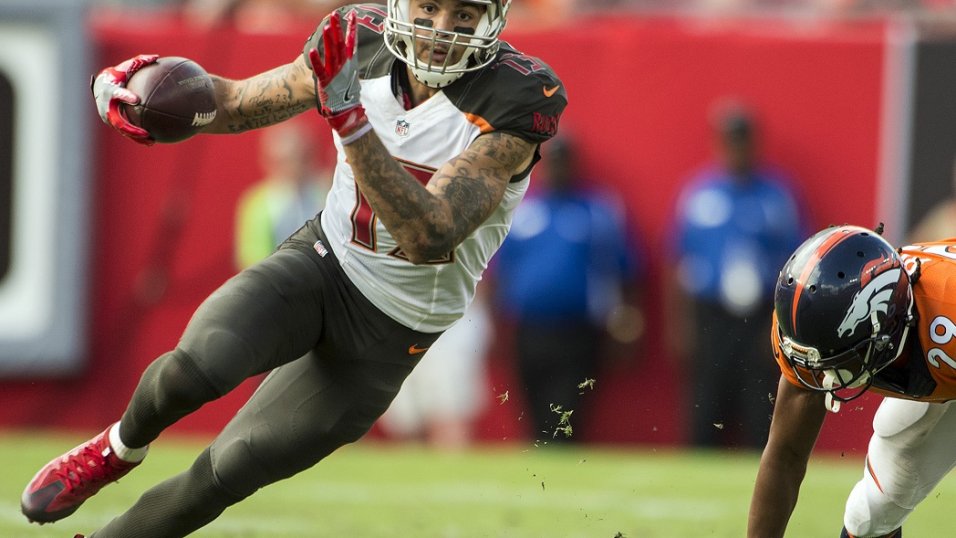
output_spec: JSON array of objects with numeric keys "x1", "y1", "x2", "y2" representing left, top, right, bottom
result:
[
  {"x1": 21, "y1": 1, "x2": 566, "y2": 536},
  {"x1": 749, "y1": 224, "x2": 956, "y2": 538}
]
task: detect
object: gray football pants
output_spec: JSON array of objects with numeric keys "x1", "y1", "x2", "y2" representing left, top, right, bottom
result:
[{"x1": 91, "y1": 218, "x2": 441, "y2": 537}]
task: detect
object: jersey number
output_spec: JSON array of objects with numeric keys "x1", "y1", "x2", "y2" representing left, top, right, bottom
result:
[
  {"x1": 498, "y1": 53, "x2": 547, "y2": 76},
  {"x1": 927, "y1": 315, "x2": 956, "y2": 369},
  {"x1": 903, "y1": 247, "x2": 956, "y2": 369},
  {"x1": 349, "y1": 160, "x2": 454, "y2": 264}
]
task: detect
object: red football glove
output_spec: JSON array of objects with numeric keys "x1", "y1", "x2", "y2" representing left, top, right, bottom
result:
[
  {"x1": 91, "y1": 54, "x2": 159, "y2": 146},
  {"x1": 308, "y1": 11, "x2": 370, "y2": 143}
]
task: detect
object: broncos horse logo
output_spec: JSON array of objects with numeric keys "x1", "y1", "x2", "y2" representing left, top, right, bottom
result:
[{"x1": 837, "y1": 268, "x2": 902, "y2": 338}]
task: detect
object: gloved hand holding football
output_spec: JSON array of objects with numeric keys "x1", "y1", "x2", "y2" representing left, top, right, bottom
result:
[{"x1": 92, "y1": 55, "x2": 217, "y2": 145}]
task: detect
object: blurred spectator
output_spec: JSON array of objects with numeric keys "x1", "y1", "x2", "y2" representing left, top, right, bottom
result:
[
  {"x1": 613, "y1": 0, "x2": 956, "y2": 14},
  {"x1": 507, "y1": 0, "x2": 576, "y2": 28},
  {"x1": 667, "y1": 101, "x2": 806, "y2": 449},
  {"x1": 234, "y1": 118, "x2": 331, "y2": 269},
  {"x1": 493, "y1": 135, "x2": 643, "y2": 444},
  {"x1": 182, "y1": 0, "x2": 350, "y2": 31},
  {"x1": 832, "y1": 0, "x2": 954, "y2": 12},
  {"x1": 379, "y1": 289, "x2": 494, "y2": 451},
  {"x1": 93, "y1": 0, "x2": 176, "y2": 8},
  {"x1": 909, "y1": 155, "x2": 956, "y2": 242},
  {"x1": 89, "y1": 0, "x2": 956, "y2": 17}
]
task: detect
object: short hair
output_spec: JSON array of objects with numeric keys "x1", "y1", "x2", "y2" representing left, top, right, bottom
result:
[{"x1": 711, "y1": 99, "x2": 755, "y2": 142}]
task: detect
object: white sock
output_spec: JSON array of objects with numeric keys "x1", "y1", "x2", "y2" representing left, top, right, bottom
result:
[{"x1": 108, "y1": 422, "x2": 149, "y2": 462}]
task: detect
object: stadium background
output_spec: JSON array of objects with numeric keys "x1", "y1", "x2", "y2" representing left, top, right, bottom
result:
[{"x1": 2, "y1": 1, "x2": 956, "y2": 457}]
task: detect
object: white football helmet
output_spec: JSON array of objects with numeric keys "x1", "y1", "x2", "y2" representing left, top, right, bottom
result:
[{"x1": 384, "y1": 0, "x2": 510, "y2": 88}]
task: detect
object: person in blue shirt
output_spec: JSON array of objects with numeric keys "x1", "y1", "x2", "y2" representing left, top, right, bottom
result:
[
  {"x1": 668, "y1": 102, "x2": 807, "y2": 449},
  {"x1": 494, "y1": 135, "x2": 642, "y2": 443}
]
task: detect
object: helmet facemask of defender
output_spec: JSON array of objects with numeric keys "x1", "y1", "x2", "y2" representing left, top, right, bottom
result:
[
  {"x1": 774, "y1": 225, "x2": 915, "y2": 412},
  {"x1": 384, "y1": 0, "x2": 510, "y2": 88}
]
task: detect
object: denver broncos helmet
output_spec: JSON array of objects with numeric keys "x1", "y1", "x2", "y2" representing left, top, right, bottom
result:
[
  {"x1": 384, "y1": 0, "x2": 510, "y2": 88},
  {"x1": 774, "y1": 225, "x2": 914, "y2": 409}
]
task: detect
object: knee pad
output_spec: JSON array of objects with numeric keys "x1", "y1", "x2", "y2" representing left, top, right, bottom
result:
[
  {"x1": 121, "y1": 349, "x2": 222, "y2": 447},
  {"x1": 209, "y1": 435, "x2": 274, "y2": 499},
  {"x1": 844, "y1": 473, "x2": 910, "y2": 537},
  {"x1": 145, "y1": 349, "x2": 222, "y2": 415},
  {"x1": 176, "y1": 448, "x2": 244, "y2": 507},
  {"x1": 872, "y1": 400, "x2": 939, "y2": 441},
  {"x1": 846, "y1": 401, "x2": 956, "y2": 537},
  {"x1": 866, "y1": 400, "x2": 950, "y2": 510}
]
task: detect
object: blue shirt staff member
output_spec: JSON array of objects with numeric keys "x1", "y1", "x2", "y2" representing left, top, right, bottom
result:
[
  {"x1": 494, "y1": 135, "x2": 642, "y2": 442},
  {"x1": 668, "y1": 103, "x2": 807, "y2": 448}
]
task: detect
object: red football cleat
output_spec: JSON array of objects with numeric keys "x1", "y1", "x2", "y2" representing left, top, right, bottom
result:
[{"x1": 21, "y1": 426, "x2": 141, "y2": 524}]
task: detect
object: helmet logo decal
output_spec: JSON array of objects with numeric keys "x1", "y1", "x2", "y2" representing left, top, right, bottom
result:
[{"x1": 837, "y1": 268, "x2": 901, "y2": 338}]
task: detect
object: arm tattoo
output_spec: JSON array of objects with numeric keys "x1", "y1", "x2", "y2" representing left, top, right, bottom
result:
[
  {"x1": 345, "y1": 131, "x2": 535, "y2": 263},
  {"x1": 208, "y1": 59, "x2": 316, "y2": 134},
  {"x1": 431, "y1": 133, "x2": 532, "y2": 238}
]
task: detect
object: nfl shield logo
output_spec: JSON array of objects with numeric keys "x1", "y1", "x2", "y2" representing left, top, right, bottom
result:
[{"x1": 395, "y1": 119, "x2": 410, "y2": 137}]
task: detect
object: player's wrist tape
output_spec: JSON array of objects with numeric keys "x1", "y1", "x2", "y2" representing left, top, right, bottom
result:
[
  {"x1": 327, "y1": 105, "x2": 370, "y2": 144},
  {"x1": 339, "y1": 122, "x2": 372, "y2": 145}
]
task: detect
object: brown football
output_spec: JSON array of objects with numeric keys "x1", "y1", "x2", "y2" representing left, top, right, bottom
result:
[{"x1": 122, "y1": 57, "x2": 217, "y2": 143}]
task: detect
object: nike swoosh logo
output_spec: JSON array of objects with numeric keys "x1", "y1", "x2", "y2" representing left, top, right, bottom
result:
[
  {"x1": 543, "y1": 85, "x2": 561, "y2": 98},
  {"x1": 408, "y1": 344, "x2": 430, "y2": 355},
  {"x1": 343, "y1": 76, "x2": 356, "y2": 102}
]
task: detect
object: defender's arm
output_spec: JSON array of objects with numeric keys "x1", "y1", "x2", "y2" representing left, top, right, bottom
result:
[{"x1": 748, "y1": 376, "x2": 828, "y2": 538}]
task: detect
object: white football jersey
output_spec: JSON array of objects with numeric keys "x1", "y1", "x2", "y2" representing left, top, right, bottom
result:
[
  {"x1": 321, "y1": 79, "x2": 527, "y2": 332},
  {"x1": 306, "y1": 4, "x2": 567, "y2": 332}
]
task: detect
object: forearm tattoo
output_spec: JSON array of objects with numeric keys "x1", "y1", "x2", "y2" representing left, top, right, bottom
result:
[
  {"x1": 346, "y1": 131, "x2": 534, "y2": 262},
  {"x1": 210, "y1": 62, "x2": 315, "y2": 134}
]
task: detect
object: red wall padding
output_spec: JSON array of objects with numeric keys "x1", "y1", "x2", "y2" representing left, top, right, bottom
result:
[{"x1": 0, "y1": 12, "x2": 890, "y2": 454}]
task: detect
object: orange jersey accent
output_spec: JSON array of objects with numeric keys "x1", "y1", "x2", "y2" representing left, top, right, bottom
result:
[{"x1": 773, "y1": 239, "x2": 956, "y2": 402}]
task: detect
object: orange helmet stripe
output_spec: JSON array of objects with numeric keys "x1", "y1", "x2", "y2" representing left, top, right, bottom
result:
[{"x1": 790, "y1": 229, "x2": 860, "y2": 330}]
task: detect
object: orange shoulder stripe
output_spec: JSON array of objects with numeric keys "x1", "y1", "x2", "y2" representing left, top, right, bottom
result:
[{"x1": 464, "y1": 113, "x2": 494, "y2": 134}]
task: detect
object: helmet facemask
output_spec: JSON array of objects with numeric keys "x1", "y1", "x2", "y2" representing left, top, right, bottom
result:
[{"x1": 384, "y1": 0, "x2": 510, "y2": 88}]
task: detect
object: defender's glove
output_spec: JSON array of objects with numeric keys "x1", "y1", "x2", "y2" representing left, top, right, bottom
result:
[
  {"x1": 308, "y1": 11, "x2": 370, "y2": 144},
  {"x1": 91, "y1": 54, "x2": 159, "y2": 146}
]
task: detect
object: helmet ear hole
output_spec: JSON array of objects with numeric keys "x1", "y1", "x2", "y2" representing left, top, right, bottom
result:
[{"x1": 837, "y1": 271, "x2": 845, "y2": 279}]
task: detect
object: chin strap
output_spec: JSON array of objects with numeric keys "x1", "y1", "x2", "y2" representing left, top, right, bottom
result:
[
  {"x1": 822, "y1": 369, "x2": 874, "y2": 414},
  {"x1": 823, "y1": 379, "x2": 842, "y2": 413},
  {"x1": 821, "y1": 371, "x2": 847, "y2": 413}
]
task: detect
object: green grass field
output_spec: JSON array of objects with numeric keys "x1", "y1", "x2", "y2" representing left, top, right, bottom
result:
[{"x1": 1, "y1": 430, "x2": 954, "y2": 537}]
